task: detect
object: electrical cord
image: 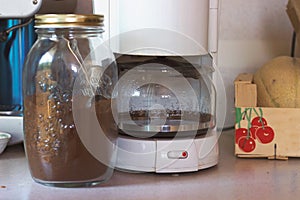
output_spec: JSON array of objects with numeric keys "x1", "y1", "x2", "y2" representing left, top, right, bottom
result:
[{"x1": 0, "y1": 18, "x2": 33, "y2": 42}]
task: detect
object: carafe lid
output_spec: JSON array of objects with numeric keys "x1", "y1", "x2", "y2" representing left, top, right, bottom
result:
[{"x1": 34, "y1": 14, "x2": 104, "y2": 28}]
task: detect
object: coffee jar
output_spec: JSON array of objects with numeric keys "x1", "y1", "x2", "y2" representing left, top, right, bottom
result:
[{"x1": 22, "y1": 14, "x2": 118, "y2": 187}]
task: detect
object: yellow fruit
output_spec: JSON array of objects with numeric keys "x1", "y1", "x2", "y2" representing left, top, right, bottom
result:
[{"x1": 253, "y1": 56, "x2": 300, "y2": 108}]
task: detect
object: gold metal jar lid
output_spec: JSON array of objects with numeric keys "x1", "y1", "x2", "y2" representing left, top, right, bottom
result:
[{"x1": 34, "y1": 14, "x2": 104, "y2": 28}]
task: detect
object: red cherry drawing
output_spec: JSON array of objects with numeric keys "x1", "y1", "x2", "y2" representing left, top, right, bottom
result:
[
  {"x1": 249, "y1": 126, "x2": 258, "y2": 139},
  {"x1": 235, "y1": 128, "x2": 248, "y2": 143},
  {"x1": 255, "y1": 126, "x2": 274, "y2": 144},
  {"x1": 238, "y1": 136, "x2": 256, "y2": 153},
  {"x1": 251, "y1": 117, "x2": 267, "y2": 127}
]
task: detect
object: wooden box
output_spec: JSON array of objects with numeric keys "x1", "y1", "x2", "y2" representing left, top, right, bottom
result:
[
  {"x1": 287, "y1": 0, "x2": 300, "y2": 34},
  {"x1": 234, "y1": 73, "x2": 300, "y2": 160},
  {"x1": 287, "y1": 0, "x2": 300, "y2": 56}
]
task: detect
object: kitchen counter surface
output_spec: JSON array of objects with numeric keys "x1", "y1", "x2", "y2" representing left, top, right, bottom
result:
[{"x1": 1, "y1": 129, "x2": 300, "y2": 200}]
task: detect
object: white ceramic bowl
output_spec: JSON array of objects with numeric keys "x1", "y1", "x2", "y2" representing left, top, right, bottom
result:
[{"x1": 0, "y1": 132, "x2": 11, "y2": 154}]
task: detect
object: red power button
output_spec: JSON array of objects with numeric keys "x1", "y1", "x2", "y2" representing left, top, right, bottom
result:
[{"x1": 181, "y1": 151, "x2": 188, "y2": 158}]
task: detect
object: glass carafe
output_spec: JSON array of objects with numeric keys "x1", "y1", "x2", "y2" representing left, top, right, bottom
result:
[{"x1": 115, "y1": 55, "x2": 215, "y2": 138}]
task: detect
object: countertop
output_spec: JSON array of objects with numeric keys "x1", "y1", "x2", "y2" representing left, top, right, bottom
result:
[{"x1": 1, "y1": 129, "x2": 300, "y2": 200}]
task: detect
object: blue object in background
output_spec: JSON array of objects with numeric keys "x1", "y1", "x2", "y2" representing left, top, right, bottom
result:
[{"x1": 0, "y1": 19, "x2": 36, "y2": 112}]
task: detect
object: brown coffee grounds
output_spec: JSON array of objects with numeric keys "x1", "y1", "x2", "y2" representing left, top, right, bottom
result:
[{"x1": 24, "y1": 71, "x2": 116, "y2": 183}]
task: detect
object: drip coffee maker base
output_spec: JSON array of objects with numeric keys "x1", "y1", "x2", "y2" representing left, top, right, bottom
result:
[{"x1": 116, "y1": 130, "x2": 219, "y2": 173}]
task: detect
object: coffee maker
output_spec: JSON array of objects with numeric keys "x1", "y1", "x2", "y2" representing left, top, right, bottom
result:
[
  {"x1": 0, "y1": 0, "x2": 92, "y2": 145},
  {"x1": 94, "y1": 0, "x2": 226, "y2": 173}
]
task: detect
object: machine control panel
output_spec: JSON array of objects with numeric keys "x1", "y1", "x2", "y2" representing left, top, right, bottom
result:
[
  {"x1": 0, "y1": 0, "x2": 42, "y2": 18},
  {"x1": 167, "y1": 150, "x2": 189, "y2": 159}
]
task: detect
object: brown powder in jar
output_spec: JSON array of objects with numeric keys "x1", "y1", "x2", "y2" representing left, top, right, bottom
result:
[{"x1": 24, "y1": 92, "x2": 117, "y2": 182}]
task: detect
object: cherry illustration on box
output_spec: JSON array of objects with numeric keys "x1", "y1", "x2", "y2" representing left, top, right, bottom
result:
[{"x1": 235, "y1": 108, "x2": 275, "y2": 153}]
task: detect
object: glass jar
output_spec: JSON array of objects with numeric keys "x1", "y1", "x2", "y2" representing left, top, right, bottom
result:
[
  {"x1": 115, "y1": 55, "x2": 216, "y2": 138},
  {"x1": 22, "y1": 14, "x2": 118, "y2": 187}
]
